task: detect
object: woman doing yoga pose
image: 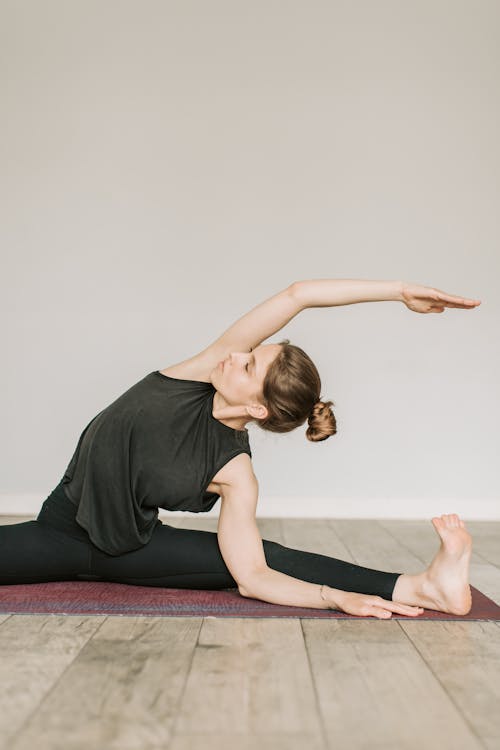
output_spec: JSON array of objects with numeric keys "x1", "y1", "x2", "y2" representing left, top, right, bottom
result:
[{"x1": 0, "y1": 279, "x2": 481, "y2": 618}]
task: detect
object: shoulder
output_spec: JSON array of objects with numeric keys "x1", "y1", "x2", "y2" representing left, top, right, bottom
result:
[
  {"x1": 213, "y1": 452, "x2": 257, "y2": 492},
  {"x1": 159, "y1": 348, "x2": 226, "y2": 384},
  {"x1": 159, "y1": 364, "x2": 211, "y2": 383}
]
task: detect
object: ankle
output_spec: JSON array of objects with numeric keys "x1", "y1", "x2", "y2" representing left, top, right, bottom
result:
[{"x1": 392, "y1": 572, "x2": 432, "y2": 608}]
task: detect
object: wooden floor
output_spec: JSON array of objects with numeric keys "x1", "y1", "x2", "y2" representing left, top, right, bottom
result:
[{"x1": 0, "y1": 515, "x2": 499, "y2": 750}]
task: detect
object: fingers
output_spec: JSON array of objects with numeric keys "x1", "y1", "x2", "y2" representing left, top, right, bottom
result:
[
  {"x1": 405, "y1": 284, "x2": 481, "y2": 308},
  {"x1": 373, "y1": 609, "x2": 392, "y2": 618},
  {"x1": 435, "y1": 292, "x2": 481, "y2": 308},
  {"x1": 368, "y1": 597, "x2": 424, "y2": 619},
  {"x1": 386, "y1": 601, "x2": 424, "y2": 616},
  {"x1": 370, "y1": 606, "x2": 422, "y2": 619}
]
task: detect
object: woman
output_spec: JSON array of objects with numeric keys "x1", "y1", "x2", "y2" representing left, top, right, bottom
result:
[{"x1": 1, "y1": 278, "x2": 481, "y2": 619}]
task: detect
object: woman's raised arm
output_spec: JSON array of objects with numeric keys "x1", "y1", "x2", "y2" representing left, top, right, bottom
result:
[
  {"x1": 160, "y1": 283, "x2": 303, "y2": 382},
  {"x1": 293, "y1": 278, "x2": 481, "y2": 314},
  {"x1": 161, "y1": 279, "x2": 481, "y2": 383}
]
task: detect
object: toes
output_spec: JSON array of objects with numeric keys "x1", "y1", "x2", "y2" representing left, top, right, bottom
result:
[
  {"x1": 433, "y1": 514, "x2": 467, "y2": 531},
  {"x1": 441, "y1": 514, "x2": 460, "y2": 528},
  {"x1": 432, "y1": 517, "x2": 443, "y2": 530}
]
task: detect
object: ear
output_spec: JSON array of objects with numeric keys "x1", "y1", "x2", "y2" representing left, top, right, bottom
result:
[{"x1": 246, "y1": 403, "x2": 269, "y2": 421}]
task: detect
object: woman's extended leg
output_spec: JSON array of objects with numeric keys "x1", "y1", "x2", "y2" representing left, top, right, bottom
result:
[
  {"x1": 90, "y1": 517, "x2": 473, "y2": 614},
  {"x1": 1, "y1": 485, "x2": 472, "y2": 615},
  {"x1": 0, "y1": 520, "x2": 90, "y2": 584},
  {"x1": 89, "y1": 522, "x2": 402, "y2": 600},
  {"x1": 1, "y1": 486, "x2": 401, "y2": 596},
  {"x1": 0, "y1": 516, "x2": 401, "y2": 599}
]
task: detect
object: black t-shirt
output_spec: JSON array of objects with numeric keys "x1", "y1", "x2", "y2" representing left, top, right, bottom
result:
[{"x1": 61, "y1": 371, "x2": 252, "y2": 555}]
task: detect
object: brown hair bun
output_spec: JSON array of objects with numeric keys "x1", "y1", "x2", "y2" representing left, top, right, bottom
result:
[
  {"x1": 256, "y1": 338, "x2": 338, "y2": 441},
  {"x1": 305, "y1": 399, "x2": 337, "y2": 442}
]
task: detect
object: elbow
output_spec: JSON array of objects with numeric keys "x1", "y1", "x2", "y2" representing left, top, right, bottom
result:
[
  {"x1": 238, "y1": 583, "x2": 252, "y2": 598},
  {"x1": 238, "y1": 579, "x2": 255, "y2": 598},
  {"x1": 237, "y1": 567, "x2": 267, "y2": 599},
  {"x1": 288, "y1": 280, "x2": 306, "y2": 311}
]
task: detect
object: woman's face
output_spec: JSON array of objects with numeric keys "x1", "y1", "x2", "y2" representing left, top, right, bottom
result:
[{"x1": 212, "y1": 343, "x2": 282, "y2": 407}]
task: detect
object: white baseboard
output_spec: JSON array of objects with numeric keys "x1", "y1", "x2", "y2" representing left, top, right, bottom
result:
[{"x1": 1, "y1": 494, "x2": 498, "y2": 520}]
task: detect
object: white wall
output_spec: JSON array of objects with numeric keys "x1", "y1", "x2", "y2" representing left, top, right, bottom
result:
[{"x1": 1, "y1": 0, "x2": 498, "y2": 518}]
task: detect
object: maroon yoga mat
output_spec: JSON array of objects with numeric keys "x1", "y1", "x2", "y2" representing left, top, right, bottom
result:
[{"x1": 0, "y1": 582, "x2": 498, "y2": 619}]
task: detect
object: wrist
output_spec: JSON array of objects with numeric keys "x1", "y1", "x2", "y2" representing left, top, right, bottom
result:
[
  {"x1": 320, "y1": 584, "x2": 345, "y2": 611},
  {"x1": 395, "y1": 280, "x2": 405, "y2": 302}
]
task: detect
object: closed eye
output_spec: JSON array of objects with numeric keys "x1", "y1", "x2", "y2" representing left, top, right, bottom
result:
[{"x1": 245, "y1": 348, "x2": 253, "y2": 372}]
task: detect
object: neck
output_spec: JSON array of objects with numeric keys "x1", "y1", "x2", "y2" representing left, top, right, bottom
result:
[{"x1": 212, "y1": 391, "x2": 249, "y2": 432}]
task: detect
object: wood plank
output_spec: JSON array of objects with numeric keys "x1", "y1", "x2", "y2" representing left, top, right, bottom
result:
[
  {"x1": 468, "y1": 562, "x2": 500, "y2": 605},
  {"x1": 171, "y1": 617, "x2": 324, "y2": 746},
  {"x1": 281, "y1": 518, "x2": 354, "y2": 560},
  {"x1": 170, "y1": 733, "x2": 324, "y2": 750},
  {"x1": 461, "y1": 522, "x2": 500, "y2": 568},
  {"x1": 329, "y1": 519, "x2": 424, "y2": 574},
  {"x1": 256, "y1": 518, "x2": 285, "y2": 544},
  {"x1": 401, "y1": 621, "x2": 500, "y2": 750},
  {"x1": 9, "y1": 616, "x2": 201, "y2": 750},
  {"x1": 2, "y1": 519, "x2": 497, "y2": 750},
  {"x1": 303, "y1": 619, "x2": 482, "y2": 749},
  {"x1": 379, "y1": 519, "x2": 487, "y2": 566},
  {"x1": 0, "y1": 615, "x2": 105, "y2": 747}
]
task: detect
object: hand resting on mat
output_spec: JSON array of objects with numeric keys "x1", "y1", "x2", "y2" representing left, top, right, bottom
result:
[{"x1": 327, "y1": 590, "x2": 424, "y2": 619}]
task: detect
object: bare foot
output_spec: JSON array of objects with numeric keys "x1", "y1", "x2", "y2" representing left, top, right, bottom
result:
[{"x1": 420, "y1": 514, "x2": 472, "y2": 615}]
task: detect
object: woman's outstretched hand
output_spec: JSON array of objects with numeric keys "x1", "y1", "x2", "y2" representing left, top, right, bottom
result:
[
  {"x1": 329, "y1": 589, "x2": 424, "y2": 619},
  {"x1": 401, "y1": 283, "x2": 481, "y2": 314}
]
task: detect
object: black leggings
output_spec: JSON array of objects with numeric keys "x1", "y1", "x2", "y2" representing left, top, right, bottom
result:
[{"x1": 0, "y1": 482, "x2": 402, "y2": 600}]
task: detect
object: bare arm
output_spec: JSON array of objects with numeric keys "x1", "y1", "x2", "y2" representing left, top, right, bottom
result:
[
  {"x1": 164, "y1": 278, "x2": 481, "y2": 380},
  {"x1": 217, "y1": 469, "x2": 336, "y2": 610},
  {"x1": 217, "y1": 465, "x2": 424, "y2": 618},
  {"x1": 293, "y1": 278, "x2": 481, "y2": 313},
  {"x1": 293, "y1": 278, "x2": 404, "y2": 308}
]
